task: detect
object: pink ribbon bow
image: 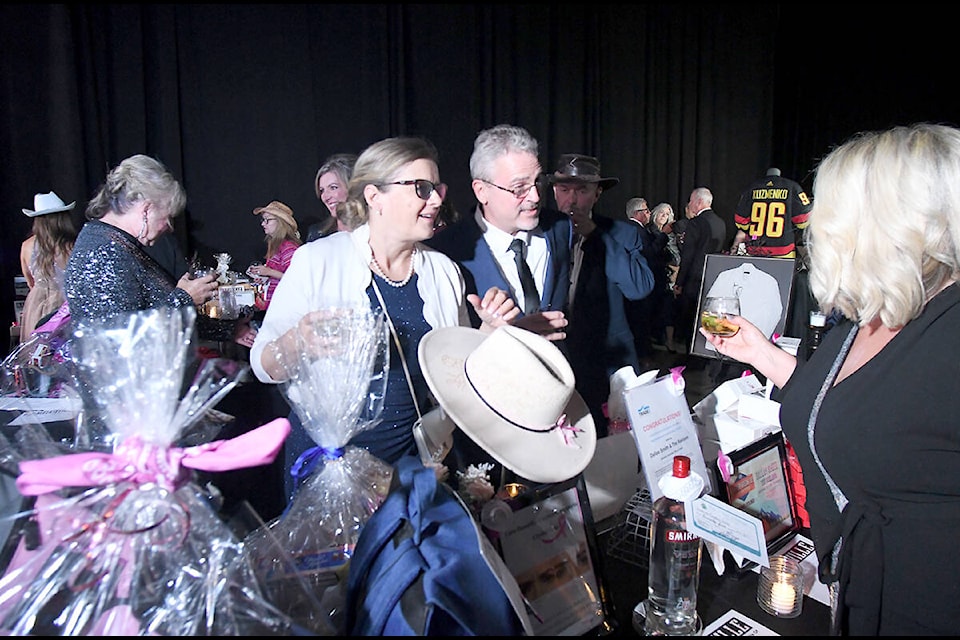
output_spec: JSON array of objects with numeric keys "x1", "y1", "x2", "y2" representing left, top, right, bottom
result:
[
  {"x1": 554, "y1": 414, "x2": 583, "y2": 447},
  {"x1": 16, "y1": 418, "x2": 291, "y2": 496},
  {"x1": 541, "y1": 511, "x2": 570, "y2": 543},
  {"x1": 669, "y1": 366, "x2": 686, "y2": 396}
]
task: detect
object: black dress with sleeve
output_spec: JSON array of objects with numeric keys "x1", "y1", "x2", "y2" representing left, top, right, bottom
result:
[{"x1": 778, "y1": 283, "x2": 960, "y2": 635}]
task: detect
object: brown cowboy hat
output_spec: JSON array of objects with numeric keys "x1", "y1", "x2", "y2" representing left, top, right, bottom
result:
[{"x1": 549, "y1": 154, "x2": 619, "y2": 189}]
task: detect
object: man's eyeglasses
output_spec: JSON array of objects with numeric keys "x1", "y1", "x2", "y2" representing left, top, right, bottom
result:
[
  {"x1": 381, "y1": 179, "x2": 447, "y2": 201},
  {"x1": 481, "y1": 177, "x2": 545, "y2": 200}
]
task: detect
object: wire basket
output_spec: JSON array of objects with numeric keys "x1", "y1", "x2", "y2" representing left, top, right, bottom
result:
[{"x1": 604, "y1": 487, "x2": 653, "y2": 569}]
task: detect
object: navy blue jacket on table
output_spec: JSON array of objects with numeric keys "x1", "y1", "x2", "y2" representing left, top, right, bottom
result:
[{"x1": 564, "y1": 211, "x2": 655, "y2": 435}]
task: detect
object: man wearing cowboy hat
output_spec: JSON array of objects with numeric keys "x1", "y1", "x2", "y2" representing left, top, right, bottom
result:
[{"x1": 546, "y1": 153, "x2": 655, "y2": 437}]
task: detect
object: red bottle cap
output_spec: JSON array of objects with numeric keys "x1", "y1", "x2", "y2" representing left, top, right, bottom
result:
[{"x1": 673, "y1": 455, "x2": 691, "y2": 478}]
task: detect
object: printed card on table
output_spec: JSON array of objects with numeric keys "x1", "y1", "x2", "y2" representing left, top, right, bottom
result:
[{"x1": 624, "y1": 373, "x2": 711, "y2": 502}]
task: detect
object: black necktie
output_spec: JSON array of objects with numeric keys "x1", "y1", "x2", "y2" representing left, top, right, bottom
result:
[{"x1": 509, "y1": 238, "x2": 539, "y2": 314}]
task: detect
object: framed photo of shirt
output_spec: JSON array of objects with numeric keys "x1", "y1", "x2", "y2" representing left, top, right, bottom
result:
[{"x1": 691, "y1": 255, "x2": 796, "y2": 359}]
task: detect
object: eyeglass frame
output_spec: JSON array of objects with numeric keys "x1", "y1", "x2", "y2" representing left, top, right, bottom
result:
[
  {"x1": 480, "y1": 175, "x2": 547, "y2": 200},
  {"x1": 380, "y1": 179, "x2": 447, "y2": 201}
]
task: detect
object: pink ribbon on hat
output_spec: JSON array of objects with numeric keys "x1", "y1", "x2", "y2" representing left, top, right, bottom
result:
[
  {"x1": 553, "y1": 414, "x2": 584, "y2": 447},
  {"x1": 16, "y1": 418, "x2": 291, "y2": 496}
]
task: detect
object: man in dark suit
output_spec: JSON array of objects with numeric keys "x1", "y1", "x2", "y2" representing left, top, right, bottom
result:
[
  {"x1": 548, "y1": 155, "x2": 655, "y2": 437},
  {"x1": 427, "y1": 124, "x2": 571, "y2": 484},
  {"x1": 428, "y1": 124, "x2": 570, "y2": 339},
  {"x1": 624, "y1": 196, "x2": 670, "y2": 368},
  {"x1": 673, "y1": 186, "x2": 727, "y2": 355}
]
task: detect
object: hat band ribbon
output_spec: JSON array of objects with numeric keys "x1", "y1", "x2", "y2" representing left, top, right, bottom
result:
[{"x1": 464, "y1": 366, "x2": 583, "y2": 444}]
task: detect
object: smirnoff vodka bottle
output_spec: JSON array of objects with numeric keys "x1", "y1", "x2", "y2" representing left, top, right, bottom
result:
[{"x1": 644, "y1": 455, "x2": 705, "y2": 636}]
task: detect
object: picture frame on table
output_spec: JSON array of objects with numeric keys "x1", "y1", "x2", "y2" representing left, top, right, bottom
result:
[
  {"x1": 690, "y1": 255, "x2": 796, "y2": 358},
  {"x1": 483, "y1": 475, "x2": 616, "y2": 636},
  {"x1": 711, "y1": 430, "x2": 801, "y2": 558}
]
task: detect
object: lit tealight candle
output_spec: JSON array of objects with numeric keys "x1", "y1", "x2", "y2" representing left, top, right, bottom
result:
[
  {"x1": 758, "y1": 556, "x2": 803, "y2": 618},
  {"x1": 498, "y1": 483, "x2": 526, "y2": 499},
  {"x1": 770, "y1": 581, "x2": 796, "y2": 615}
]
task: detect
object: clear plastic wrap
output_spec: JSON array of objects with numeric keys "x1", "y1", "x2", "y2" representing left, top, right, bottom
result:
[
  {"x1": 244, "y1": 306, "x2": 393, "y2": 635},
  {"x1": 0, "y1": 306, "x2": 302, "y2": 635},
  {"x1": 1, "y1": 314, "x2": 83, "y2": 451}
]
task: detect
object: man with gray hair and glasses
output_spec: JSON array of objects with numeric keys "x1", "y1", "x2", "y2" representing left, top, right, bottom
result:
[{"x1": 428, "y1": 124, "x2": 570, "y2": 341}]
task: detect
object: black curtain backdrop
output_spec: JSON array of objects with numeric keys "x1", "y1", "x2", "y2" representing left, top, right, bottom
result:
[{"x1": 2, "y1": 4, "x2": 957, "y2": 356}]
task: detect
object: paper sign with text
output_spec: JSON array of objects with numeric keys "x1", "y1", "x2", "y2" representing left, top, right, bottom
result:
[
  {"x1": 686, "y1": 494, "x2": 769, "y2": 567},
  {"x1": 624, "y1": 373, "x2": 711, "y2": 502}
]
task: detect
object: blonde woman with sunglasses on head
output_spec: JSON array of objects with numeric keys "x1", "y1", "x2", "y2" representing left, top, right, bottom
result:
[{"x1": 250, "y1": 136, "x2": 518, "y2": 502}]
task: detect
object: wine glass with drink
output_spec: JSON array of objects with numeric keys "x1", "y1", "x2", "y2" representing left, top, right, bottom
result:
[{"x1": 701, "y1": 296, "x2": 740, "y2": 360}]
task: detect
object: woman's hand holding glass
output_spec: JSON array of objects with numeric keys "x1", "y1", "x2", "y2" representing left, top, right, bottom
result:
[
  {"x1": 178, "y1": 272, "x2": 218, "y2": 306},
  {"x1": 701, "y1": 296, "x2": 741, "y2": 337},
  {"x1": 699, "y1": 314, "x2": 798, "y2": 389}
]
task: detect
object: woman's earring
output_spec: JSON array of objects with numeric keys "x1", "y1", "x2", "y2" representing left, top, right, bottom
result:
[{"x1": 137, "y1": 215, "x2": 148, "y2": 241}]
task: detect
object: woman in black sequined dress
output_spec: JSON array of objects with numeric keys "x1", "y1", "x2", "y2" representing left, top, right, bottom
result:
[{"x1": 65, "y1": 154, "x2": 218, "y2": 324}]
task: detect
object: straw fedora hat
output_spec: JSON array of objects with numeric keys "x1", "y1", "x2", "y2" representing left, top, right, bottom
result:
[
  {"x1": 252, "y1": 200, "x2": 298, "y2": 233},
  {"x1": 418, "y1": 325, "x2": 596, "y2": 484},
  {"x1": 23, "y1": 191, "x2": 76, "y2": 217}
]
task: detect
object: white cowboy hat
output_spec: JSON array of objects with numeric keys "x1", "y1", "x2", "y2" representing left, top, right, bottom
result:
[
  {"x1": 418, "y1": 325, "x2": 596, "y2": 484},
  {"x1": 23, "y1": 191, "x2": 76, "y2": 217}
]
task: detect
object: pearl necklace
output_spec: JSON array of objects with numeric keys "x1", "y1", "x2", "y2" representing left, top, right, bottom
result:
[{"x1": 370, "y1": 247, "x2": 417, "y2": 288}]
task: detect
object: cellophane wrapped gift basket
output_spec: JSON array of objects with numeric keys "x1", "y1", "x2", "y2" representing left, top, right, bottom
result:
[
  {"x1": 243, "y1": 307, "x2": 394, "y2": 635},
  {"x1": 0, "y1": 306, "x2": 305, "y2": 635}
]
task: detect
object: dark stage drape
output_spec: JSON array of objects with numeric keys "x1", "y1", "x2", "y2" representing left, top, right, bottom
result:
[{"x1": 2, "y1": 4, "x2": 957, "y2": 356}]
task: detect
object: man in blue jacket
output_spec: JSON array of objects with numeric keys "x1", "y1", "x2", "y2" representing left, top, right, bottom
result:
[
  {"x1": 428, "y1": 124, "x2": 574, "y2": 484},
  {"x1": 428, "y1": 124, "x2": 570, "y2": 342},
  {"x1": 548, "y1": 154, "x2": 654, "y2": 436}
]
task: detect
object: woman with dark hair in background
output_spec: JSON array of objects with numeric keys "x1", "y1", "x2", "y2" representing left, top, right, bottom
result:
[
  {"x1": 306, "y1": 153, "x2": 357, "y2": 242},
  {"x1": 18, "y1": 192, "x2": 77, "y2": 341}
]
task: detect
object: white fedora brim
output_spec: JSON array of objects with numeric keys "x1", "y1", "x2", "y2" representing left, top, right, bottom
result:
[{"x1": 419, "y1": 326, "x2": 596, "y2": 484}]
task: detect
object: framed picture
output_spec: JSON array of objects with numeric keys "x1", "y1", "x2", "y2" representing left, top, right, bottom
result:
[
  {"x1": 690, "y1": 255, "x2": 796, "y2": 358},
  {"x1": 711, "y1": 431, "x2": 800, "y2": 556},
  {"x1": 484, "y1": 475, "x2": 615, "y2": 636}
]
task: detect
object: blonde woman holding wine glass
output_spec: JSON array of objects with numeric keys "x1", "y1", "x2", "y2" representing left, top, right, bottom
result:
[{"x1": 702, "y1": 123, "x2": 960, "y2": 635}]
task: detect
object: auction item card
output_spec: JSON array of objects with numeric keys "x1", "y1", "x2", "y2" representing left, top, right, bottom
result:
[{"x1": 624, "y1": 373, "x2": 711, "y2": 502}]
